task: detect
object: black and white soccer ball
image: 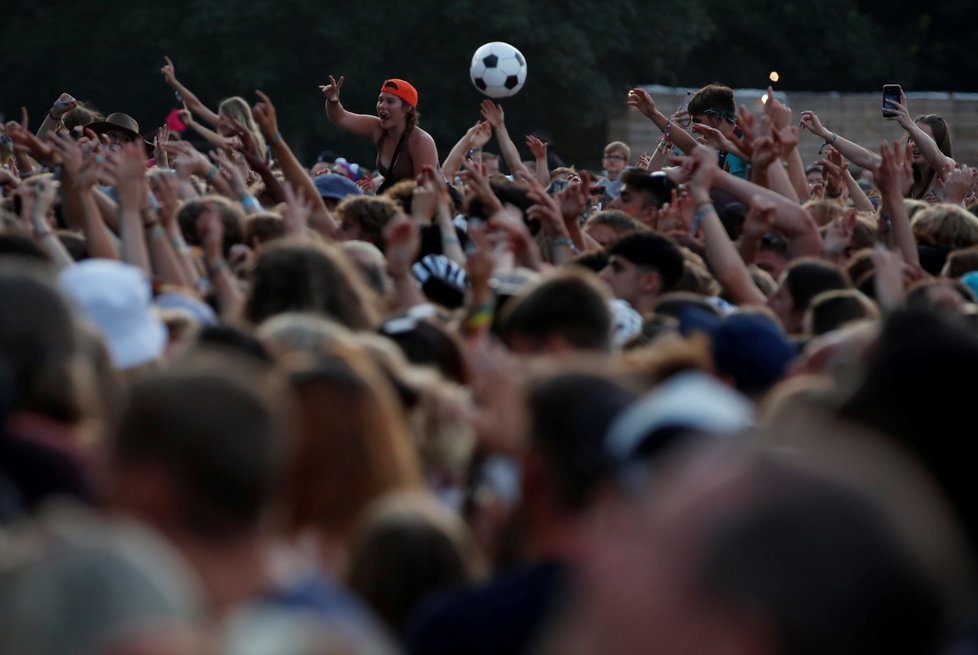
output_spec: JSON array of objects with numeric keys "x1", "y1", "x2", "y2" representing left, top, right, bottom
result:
[{"x1": 470, "y1": 42, "x2": 527, "y2": 99}]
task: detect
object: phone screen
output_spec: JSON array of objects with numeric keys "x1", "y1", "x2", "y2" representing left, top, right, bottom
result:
[{"x1": 882, "y1": 84, "x2": 901, "y2": 119}]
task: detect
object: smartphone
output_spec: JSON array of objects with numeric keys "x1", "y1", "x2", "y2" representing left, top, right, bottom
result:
[{"x1": 882, "y1": 84, "x2": 902, "y2": 119}]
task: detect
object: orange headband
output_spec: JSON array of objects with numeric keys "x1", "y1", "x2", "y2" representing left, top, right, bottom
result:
[{"x1": 380, "y1": 79, "x2": 418, "y2": 109}]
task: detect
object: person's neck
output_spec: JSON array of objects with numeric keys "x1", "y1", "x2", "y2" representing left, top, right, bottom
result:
[
  {"x1": 386, "y1": 121, "x2": 407, "y2": 140},
  {"x1": 170, "y1": 531, "x2": 272, "y2": 617},
  {"x1": 606, "y1": 169, "x2": 621, "y2": 182}
]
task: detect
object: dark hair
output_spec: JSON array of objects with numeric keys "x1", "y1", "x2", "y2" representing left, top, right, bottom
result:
[
  {"x1": 607, "y1": 232, "x2": 685, "y2": 290},
  {"x1": 804, "y1": 289, "x2": 879, "y2": 336},
  {"x1": 620, "y1": 169, "x2": 676, "y2": 210},
  {"x1": 501, "y1": 269, "x2": 612, "y2": 353},
  {"x1": 348, "y1": 493, "x2": 482, "y2": 638},
  {"x1": 783, "y1": 258, "x2": 849, "y2": 314},
  {"x1": 111, "y1": 365, "x2": 287, "y2": 540},
  {"x1": 0, "y1": 266, "x2": 83, "y2": 422},
  {"x1": 243, "y1": 213, "x2": 285, "y2": 247},
  {"x1": 379, "y1": 318, "x2": 468, "y2": 385},
  {"x1": 910, "y1": 115, "x2": 952, "y2": 200},
  {"x1": 336, "y1": 195, "x2": 401, "y2": 250},
  {"x1": 245, "y1": 240, "x2": 380, "y2": 329},
  {"x1": 177, "y1": 196, "x2": 244, "y2": 258},
  {"x1": 688, "y1": 83, "x2": 736, "y2": 122},
  {"x1": 699, "y1": 455, "x2": 945, "y2": 655},
  {"x1": 527, "y1": 370, "x2": 637, "y2": 511}
]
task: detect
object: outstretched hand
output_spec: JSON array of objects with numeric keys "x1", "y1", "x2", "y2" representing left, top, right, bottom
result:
[
  {"x1": 626, "y1": 88, "x2": 657, "y2": 120},
  {"x1": 49, "y1": 93, "x2": 77, "y2": 120},
  {"x1": 480, "y1": 100, "x2": 505, "y2": 129},
  {"x1": 252, "y1": 90, "x2": 278, "y2": 140},
  {"x1": 318, "y1": 75, "x2": 344, "y2": 103},
  {"x1": 160, "y1": 56, "x2": 178, "y2": 86}
]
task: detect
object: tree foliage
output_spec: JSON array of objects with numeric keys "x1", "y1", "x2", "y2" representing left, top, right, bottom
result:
[{"x1": 2, "y1": 0, "x2": 973, "y2": 169}]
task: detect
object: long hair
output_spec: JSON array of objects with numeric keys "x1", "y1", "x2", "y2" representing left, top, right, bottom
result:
[
  {"x1": 218, "y1": 96, "x2": 267, "y2": 160},
  {"x1": 909, "y1": 114, "x2": 952, "y2": 200}
]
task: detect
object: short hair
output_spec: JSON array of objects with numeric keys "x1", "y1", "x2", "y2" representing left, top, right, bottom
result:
[
  {"x1": 603, "y1": 141, "x2": 631, "y2": 161},
  {"x1": 243, "y1": 213, "x2": 285, "y2": 246},
  {"x1": 348, "y1": 492, "x2": 483, "y2": 638},
  {"x1": 0, "y1": 263, "x2": 83, "y2": 422},
  {"x1": 607, "y1": 232, "x2": 685, "y2": 290},
  {"x1": 585, "y1": 209, "x2": 644, "y2": 235},
  {"x1": 110, "y1": 360, "x2": 288, "y2": 540},
  {"x1": 177, "y1": 196, "x2": 244, "y2": 258},
  {"x1": 526, "y1": 369, "x2": 638, "y2": 511},
  {"x1": 620, "y1": 169, "x2": 676, "y2": 210},
  {"x1": 382, "y1": 179, "x2": 418, "y2": 214},
  {"x1": 912, "y1": 203, "x2": 978, "y2": 251},
  {"x1": 336, "y1": 195, "x2": 401, "y2": 250},
  {"x1": 244, "y1": 240, "x2": 380, "y2": 329},
  {"x1": 688, "y1": 83, "x2": 736, "y2": 122},
  {"x1": 500, "y1": 268, "x2": 613, "y2": 353},
  {"x1": 783, "y1": 258, "x2": 849, "y2": 314},
  {"x1": 804, "y1": 289, "x2": 880, "y2": 336}
]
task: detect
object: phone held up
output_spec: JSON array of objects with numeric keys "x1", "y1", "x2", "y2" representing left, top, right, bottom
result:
[{"x1": 882, "y1": 84, "x2": 902, "y2": 119}]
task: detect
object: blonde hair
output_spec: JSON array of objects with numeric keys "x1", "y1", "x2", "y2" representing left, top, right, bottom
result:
[
  {"x1": 218, "y1": 96, "x2": 267, "y2": 161},
  {"x1": 912, "y1": 203, "x2": 978, "y2": 251}
]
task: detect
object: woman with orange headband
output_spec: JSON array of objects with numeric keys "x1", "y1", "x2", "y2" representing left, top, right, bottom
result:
[{"x1": 320, "y1": 75, "x2": 440, "y2": 193}]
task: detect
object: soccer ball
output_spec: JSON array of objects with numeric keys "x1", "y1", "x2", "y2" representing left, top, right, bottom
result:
[{"x1": 470, "y1": 42, "x2": 527, "y2": 99}]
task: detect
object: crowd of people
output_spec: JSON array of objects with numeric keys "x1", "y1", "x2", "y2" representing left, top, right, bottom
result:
[{"x1": 2, "y1": 55, "x2": 978, "y2": 654}]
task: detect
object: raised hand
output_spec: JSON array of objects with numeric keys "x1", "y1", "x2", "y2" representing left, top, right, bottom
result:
[
  {"x1": 281, "y1": 182, "x2": 312, "y2": 236},
  {"x1": 225, "y1": 117, "x2": 266, "y2": 170},
  {"x1": 251, "y1": 90, "x2": 279, "y2": 141},
  {"x1": 943, "y1": 165, "x2": 978, "y2": 205},
  {"x1": 160, "y1": 56, "x2": 178, "y2": 86},
  {"x1": 104, "y1": 141, "x2": 149, "y2": 211},
  {"x1": 210, "y1": 149, "x2": 248, "y2": 197},
  {"x1": 626, "y1": 88, "x2": 657, "y2": 120},
  {"x1": 196, "y1": 205, "x2": 226, "y2": 264},
  {"x1": 874, "y1": 140, "x2": 912, "y2": 198},
  {"x1": 479, "y1": 99, "x2": 505, "y2": 129},
  {"x1": 817, "y1": 148, "x2": 846, "y2": 198},
  {"x1": 692, "y1": 122, "x2": 731, "y2": 152},
  {"x1": 50, "y1": 132, "x2": 84, "y2": 178},
  {"x1": 637, "y1": 151, "x2": 653, "y2": 170},
  {"x1": 467, "y1": 121, "x2": 492, "y2": 149},
  {"x1": 743, "y1": 194, "x2": 777, "y2": 240},
  {"x1": 689, "y1": 145, "x2": 719, "y2": 193},
  {"x1": 763, "y1": 86, "x2": 792, "y2": 130},
  {"x1": 823, "y1": 208, "x2": 858, "y2": 256},
  {"x1": 750, "y1": 135, "x2": 778, "y2": 171},
  {"x1": 149, "y1": 170, "x2": 181, "y2": 224},
  {"x1": 525, "y1": 134, "x2": 548, "y2": 159},
  {"x1": 382, "y1": 212, "x2": 420, "y2": 277},
  {"x1": 799, "y1": 110, "x2": 828, "y2": 139},
  {"x1": 318, "y1": 75, "x2": 344, "y2": 103},
  {"x1": 49, "y1": 93, "x2": 77, "y2": 120}
]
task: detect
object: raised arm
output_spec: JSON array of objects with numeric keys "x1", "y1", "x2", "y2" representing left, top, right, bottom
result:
[
  {"x1": 442, "y1": 121, "x2": 491, "y2": 180},
  {"x1": 875, "y1": 140, "x2": 920, "y2": 271},
  {"x1": 627, "y1": 88, "x2": 699, "y2": 155},
  {"x1": 37, "y1": 93, "x2": 77, "y2": 140},
  {"x1": 891, "y1": 90, "x2": 956, "y2": 175},
  {"x1": 799, "y1": 110, "x2": 880, "y2": 171},
  {"x1": 161, "y1": 56, "x2": 221, "y2": 127},
  {"x1": 525, "y1": 134, "x2": 550, "y2": 186},
  {"x1": 713, "y1": 162, "x2": 824, "y2": 259},
  {"x1": 686, "y1": 146, "x2": 767, "y2": 307},
  {"x1": 178, "y1": 108, "x2": 235, "y2": 151},
  {"x1": 319, "y1": 75, "x2": 382, "y2": 141},
  {"x1": 253, "y1": 90, "x2": 338, "y2": 238},
  {"x1": 479, "y1": 100, "x2": 531, "y2": 179}
]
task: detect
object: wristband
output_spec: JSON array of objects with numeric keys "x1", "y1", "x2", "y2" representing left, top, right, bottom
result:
[
  {"x1": 241, "y1": 194, "x2": 262, "y2": 213},
  {"x1": 553, "y1": 237, "x2": 579, "y2": 253},
  {"x1": 691, "y1": 202, "x2": 715, "y2": 236},
  {"x1": 268, "y1": 131, "x2": 283, "y2": 146},
  {"x1": 205, "y1": 165, "x2": 219, "y2": 186},
  {"x1": 207, "y1": 259, "x2": 229, "y2": 277},
  {"x1": 327, "y1": 98, "x2": 340, "y2": 104},
  {"x1": 149, "y1": 224, "x2": 167, "y2": 241},
  {"x1": 47, "y1": 111, "x2": 63, "y2": 122}
]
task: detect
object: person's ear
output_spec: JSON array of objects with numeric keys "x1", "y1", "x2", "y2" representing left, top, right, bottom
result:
[{"x1": 639, "y1": 269, "x2": 662, "y2": 297}]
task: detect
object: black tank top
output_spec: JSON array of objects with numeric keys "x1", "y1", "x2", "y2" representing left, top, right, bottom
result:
[{"x1": 376, "y1": 129, "x2": 414, "y2": 193}]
